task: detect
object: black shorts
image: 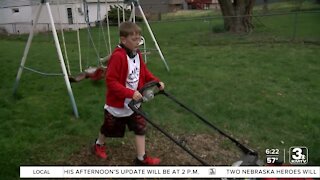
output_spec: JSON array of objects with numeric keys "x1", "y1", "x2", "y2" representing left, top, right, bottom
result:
[{"x1": 100, "y1": 109, "x2": 147, "y2": 137}]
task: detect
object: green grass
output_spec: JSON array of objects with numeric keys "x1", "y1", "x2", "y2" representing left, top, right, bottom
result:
[
  {"x1": 262, "y1": 0, "x2": 320, "y2": 12},
  {"x1": 1, "y1": 5, "x2": 320, "y2": 179},
  {"x1": 253, "y1": 12, "x2": 320, "y2": 41},
  {"x1": 161, "y1": 10, "x2": 219, "y2": 20}
]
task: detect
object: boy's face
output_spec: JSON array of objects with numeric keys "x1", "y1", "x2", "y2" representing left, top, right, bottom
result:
[{"x1": 121, "y1": 33, "x2": 141, "y2": 51}]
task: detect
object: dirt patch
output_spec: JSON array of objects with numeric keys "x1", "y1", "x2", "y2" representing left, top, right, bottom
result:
[{"x1": 63, "y1": 129, "x2": 244, "y2": 166}]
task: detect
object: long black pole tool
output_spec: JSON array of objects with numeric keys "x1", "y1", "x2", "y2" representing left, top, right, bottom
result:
[
  {"x1": 161, "y1": 91, "x2": 257, "y2": 156},
  {"x1": 129, "y1": 100, "x2": 210, "y2": 165}
]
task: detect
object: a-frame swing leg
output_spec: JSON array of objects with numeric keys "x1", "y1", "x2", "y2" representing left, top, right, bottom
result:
[
  {"x1": 135, "y1": 2, "x2": 170, "y2": 72},
  {"x1": 129, "y1": 3, "x2": 148, "y2": 63},
  {"x1": 13, "y1": 0, "x2": 79, "y2": 118},
  {"x1": 13, "y1": 2, "x2": 43, "y2": 95},
  {"x1": 46, "y1": 2, "x2": 79, "y2": 118}
]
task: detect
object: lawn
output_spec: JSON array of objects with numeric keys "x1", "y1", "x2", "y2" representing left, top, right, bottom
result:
[{"x1": 0, "y1": 4, "x2": 320, "y2": 179}]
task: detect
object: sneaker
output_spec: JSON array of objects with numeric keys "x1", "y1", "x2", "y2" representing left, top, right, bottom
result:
[
  {"x1": 134, "y1": 154, "x2": 160, "y2": 165},
  {"x1": 94, "y1": 143, "x2": 107, "y2": 159}
]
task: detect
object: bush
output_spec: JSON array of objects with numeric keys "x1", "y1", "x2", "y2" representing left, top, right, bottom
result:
[
  {"x1": 212, "y1": 24, "x2": 226, "y2": 33},
  {"x1": 104, "y1": 6, "x2": 143, "y2": 26},
  {"x1": 0, "y1": 27, "x2": 8, "y2": 35}
]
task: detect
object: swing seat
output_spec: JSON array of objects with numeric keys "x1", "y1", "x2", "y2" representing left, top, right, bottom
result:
[
  {"x1": 139, "y1": 36, "x2": 145, "y2": 46},
  {"x1": 85, "y1": 67, "x2": 104, "y2": 81},
  {"x1": 69, "y1": 72, "x2": 87, "y2": 82},
  {"x1": 69, "y1": 67, "x2": 105, "y2": 82}
]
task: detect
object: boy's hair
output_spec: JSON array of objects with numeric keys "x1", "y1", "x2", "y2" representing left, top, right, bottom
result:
[{"x1": 119, "y1": 21, "x2": 141, "y2": 37}]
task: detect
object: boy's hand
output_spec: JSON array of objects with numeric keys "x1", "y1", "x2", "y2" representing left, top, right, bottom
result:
[
  {"x1": 159, "y1": 82, "x2": 165, "y2": 91},
  {"x1": 132, "y1": 91, "x2": 143, "y2": 101}
]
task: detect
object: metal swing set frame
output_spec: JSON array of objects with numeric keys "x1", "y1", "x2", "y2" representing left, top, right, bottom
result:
[
  {"x1": 13, "y1": 0, "x2": 80, "y2": 118},
  {"x1": 13, "y1": 0, "x2": 169, "y2": 119},
  {"x1": 81, "y1": 0, "x2": 170, "y2": 71}
]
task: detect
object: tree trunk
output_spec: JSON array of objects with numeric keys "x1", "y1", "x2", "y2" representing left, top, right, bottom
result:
[{"x1": 218, "y1": 0, "x2": 255, "y2": 33}]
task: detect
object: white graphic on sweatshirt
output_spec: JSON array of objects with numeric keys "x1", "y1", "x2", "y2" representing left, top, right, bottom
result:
[
  {"x1": 105, "y1": 53, "x2": 140, "y2": 117},
  {"x1": 126, "y1": 54, "x2": 140, "y2": 90}
]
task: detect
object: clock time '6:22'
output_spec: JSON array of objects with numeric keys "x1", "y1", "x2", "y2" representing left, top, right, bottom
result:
[{"x1": 265, "y1": 149, "x2": 280, "y2": 155}]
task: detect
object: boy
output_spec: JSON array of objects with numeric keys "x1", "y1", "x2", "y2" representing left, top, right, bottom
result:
[{"x1": 94, "y1": 21, "x2": 165, "y2": 165}]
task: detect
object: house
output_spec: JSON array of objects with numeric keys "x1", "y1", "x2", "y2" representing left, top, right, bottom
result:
[
  {"x1": 168, "y1": 0, "x2": 188, "y2": 12},
  {"x1": 138, "y1": 0, "x2": 187, "y2": 19},
  {"x1": 0, "y1": 0, "x2": 121, "y2": 34},
  {"x1": 185, "y1": 0, "x2": 220, "y2": 10}
]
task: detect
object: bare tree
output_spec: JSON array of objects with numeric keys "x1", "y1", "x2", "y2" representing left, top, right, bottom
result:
[{"x1": 218, "y1": 0, "x2": 255, "y2": 33}]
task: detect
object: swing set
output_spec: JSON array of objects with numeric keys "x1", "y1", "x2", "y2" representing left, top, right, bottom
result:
[
  {"x1": 69, "y1": 0, "x2": 110, "y2": 82},
  {"x1": 13, "y1": 0, "x2": 169, "y2": 118},
  {"x1": 70, "y1": 0, "x2": 170, "y2": 82}
]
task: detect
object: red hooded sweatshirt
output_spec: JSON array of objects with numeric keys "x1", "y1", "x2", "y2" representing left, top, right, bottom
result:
[{"x1": 105, "y1": 46, "x2": 159, "y2": 108}]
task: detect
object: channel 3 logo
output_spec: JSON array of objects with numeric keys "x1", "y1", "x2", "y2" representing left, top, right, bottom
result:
[{"x1": 289, "y1": 146, "x2": 308, "y2": 165}]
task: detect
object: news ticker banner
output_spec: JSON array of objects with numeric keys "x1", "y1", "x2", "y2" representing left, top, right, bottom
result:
[{"x1": 20, "y1": 166, "x2": 319, "y2": 178}]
